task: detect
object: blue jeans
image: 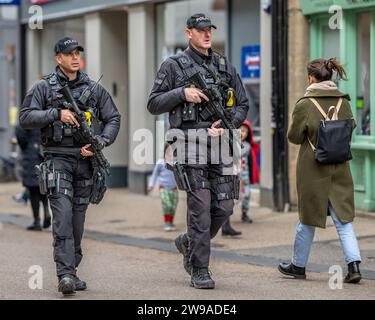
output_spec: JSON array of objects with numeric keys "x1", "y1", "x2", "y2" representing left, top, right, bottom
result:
[{"x1": 292, "y1": 206, "x2": 361, "y2": 268}]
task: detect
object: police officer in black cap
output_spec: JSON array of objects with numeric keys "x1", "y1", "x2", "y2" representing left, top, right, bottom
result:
[
  {"x1": 19, "y1": 37, "x2": 121, "y2": 295},
  {"x1": 148, "y1": 14, "x2": 249, "y2": 289}
]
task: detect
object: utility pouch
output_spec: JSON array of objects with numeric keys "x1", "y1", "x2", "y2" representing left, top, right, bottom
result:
[
  {"x1": 182, "y1": 103, "x2": 197, "y2": 122},
  {"x1": 52, "y1": 121, "x2": 64, "y2": 143}
]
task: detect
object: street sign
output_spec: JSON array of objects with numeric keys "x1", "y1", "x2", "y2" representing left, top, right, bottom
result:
[
  {"x1": 30, "y1": 0, "x2": 59, "y2": 4},
  {"x1": 0, "y1": 0, "x2": 20, "y2": 5},
  {"x1": 241, "y1": 45, "x2": 261, "y2": 79}
]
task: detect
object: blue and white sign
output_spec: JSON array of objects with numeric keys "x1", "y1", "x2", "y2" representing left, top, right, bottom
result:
[
  {"x1": 241, "y1": 45, "x2": 261, "y2": 79},
  {"x1": 0, "y1": 0, "x2": 20, "y2": 5}
]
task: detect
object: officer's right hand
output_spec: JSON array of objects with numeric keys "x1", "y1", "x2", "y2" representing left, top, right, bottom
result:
[
  {"x1": 61, "y1": 109, "x2": 80, "y2": 127},
  {"x1": 184, "y1": 88, "x2": 209, "y2": 104}
]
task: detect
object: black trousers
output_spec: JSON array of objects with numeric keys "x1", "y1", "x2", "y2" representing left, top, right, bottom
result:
[
  {"x1": 27, "y1": 186, "x2": 49, "y2": 223},
  {"x1": 46, "y1": 154, "x2": 93, "y2": 278},
  {"x1": 186, "y1": 165, "x2": 235, "y2": 268}
]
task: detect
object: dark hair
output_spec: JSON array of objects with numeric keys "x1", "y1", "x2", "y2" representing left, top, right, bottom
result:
[{"x1": 307, "y1": 58, "x2": 347, "y2": 82}]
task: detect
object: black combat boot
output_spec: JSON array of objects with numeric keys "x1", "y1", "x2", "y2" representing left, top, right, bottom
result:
[
  {"x1": 191, "y1": 267, "x2": 215, "y2": 289},
  {"x1": 344, "y1": 261, "x2": 361, "y2": 284},
  {"x1": 27, "y1": 218, "x2": 42, "y2": 231},
  {"x1": 222, "y1": 220, "x2": 242, "y2": 237},
  {"x1": 43, "y1": 216, "x2": 51, "y2": 229},
  {"x1": 278, "y1": 262, "x2": 306, "y2": 279},
  {"x1": 74, "y1": 275, "x2": 87, "y2": 291},
  {"x1": 58, "y1": 275, "x2": 76, "y2": 295},
  {"x1": 175, "y1": 234, "x2": 192, "y2": 275}
]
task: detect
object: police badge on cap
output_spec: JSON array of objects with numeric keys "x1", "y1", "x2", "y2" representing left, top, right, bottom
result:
[
  {"x1": 54, "y1": 37, "x2": 85, "y2": 55},
  {"x1": 186, "y1": 13, "x2": 217, "y2": 30}
]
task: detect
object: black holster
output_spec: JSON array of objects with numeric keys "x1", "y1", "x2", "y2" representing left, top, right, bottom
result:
[
  {"x1": 166, "y1": 162, "x2": 192, "y2": 192},
  {"x1": 90, "y1": 160, "x2": 107, "y2": 204}
]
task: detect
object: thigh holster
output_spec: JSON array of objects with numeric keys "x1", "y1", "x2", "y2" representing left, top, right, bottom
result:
[{"x1": 209, "y1": 175, "x2": 240, "y2": 201}]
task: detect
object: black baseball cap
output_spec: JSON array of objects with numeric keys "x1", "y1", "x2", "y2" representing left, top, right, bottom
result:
[
  {"x1": 54, "y1": 37, "x2": 84, "y2": 55},
  {"x1": 186, "y1": 13, "x2": 217, "y2": 30}
]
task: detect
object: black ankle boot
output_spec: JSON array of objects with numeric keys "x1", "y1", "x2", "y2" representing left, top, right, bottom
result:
[
  {"x1": 222, "y1": 220, "x2": 242, "y2": 237},
  {"x1": 43, "y1": 216, "x2": 51, "y2": 229},
  {"x1": 278, "y1": 262, "x2": 306, "y2": 279},
  {"x1": 191, "y1": 267, "x2": 215, "y2": 289},
  {"x1": 344, "y1": 261, "x2": 361, "y2": 284},
  {"x1": 27, "y1": 219, "x2": 42, "y2": 231}
]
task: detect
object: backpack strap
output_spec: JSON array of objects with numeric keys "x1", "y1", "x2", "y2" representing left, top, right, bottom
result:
[
  {"x1": 309, "y1": 98, "x2": 343, "y2": 121},
  {"x1": 307, "y1": 97, "x2": 343, "y2": 151}
]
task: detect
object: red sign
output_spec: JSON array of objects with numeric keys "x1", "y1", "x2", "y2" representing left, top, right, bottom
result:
[{"x1": 30, "y1": 0, "x2": 59, "y2": 4}]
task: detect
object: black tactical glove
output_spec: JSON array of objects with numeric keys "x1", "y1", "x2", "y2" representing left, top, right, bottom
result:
[
  {"x1": 93, "y1": 135, "x2": 107, "y2": 151},
  {"x1": 224, "y1": 108, "x2": 234, "y2": 122}
]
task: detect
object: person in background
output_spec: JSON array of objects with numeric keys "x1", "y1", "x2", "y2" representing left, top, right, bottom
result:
[
  {"x1": 278, "y1": 58, "x2": 362, "y2": 283},
  {"x1": 12, "y1": 189, "x2": 29, "y2": 205},
  {"x1": 15, "y1": 124, "x2": 51, "y2": 231},
  {"x1": 148, "y1": 144, "x2": 179, "y2": 232},
  {"x1": 239, "y1": 119, "x2": 260, "y2": 224},
  {"x1": 221, "y1": 119, "x2": 260, "y2": 235}
]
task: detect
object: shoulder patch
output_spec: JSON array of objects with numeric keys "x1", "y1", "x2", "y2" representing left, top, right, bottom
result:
[{"x1": 155, "y1": 72, "x2": 167, "y2": 85}]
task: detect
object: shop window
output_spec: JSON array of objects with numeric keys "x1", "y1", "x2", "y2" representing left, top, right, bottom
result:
[
  {"x1": 357, "y1": 12, "x2": 371, "y2": 136},
  {"x1": 322, "y1": 26, "x2": 340, "y2": 60}
]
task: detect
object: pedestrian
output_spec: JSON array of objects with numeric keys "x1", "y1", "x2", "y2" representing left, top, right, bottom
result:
[
  {"x1": 148, "y1": 14, "x2": 249, "y2": 289},
  {"x1": 239, "y1": 119, "x2": 260, "y2": 223},
  {"x1": 12, "y1": 188, "x2": 29, "y2": 205},
  {"x1": 15, "y1": 124, "x2": 51, "y2": 231},
  {"x1": 221, "y1": 119, "x2": 259, "y2": 235},
  {"x1": 278, "y1": 58, "x2": 362, "y2": 283},
  {"x1": 147, "y1": 144, "x2": 179, "y2": 232},
  {"x1": 19, "y1": 37, "x2": 121, "y2": 295}
]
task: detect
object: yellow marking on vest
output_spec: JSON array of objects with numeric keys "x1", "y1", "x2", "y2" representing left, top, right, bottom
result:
[
  {"x1": 227, "y1": 89, "x2": 234, "y2": 107},
  {"x1": 85, "y1": 112, "x2": 92, "y2": 126}
]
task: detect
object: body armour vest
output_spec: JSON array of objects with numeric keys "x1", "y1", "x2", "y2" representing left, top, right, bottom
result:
[
  {"x1": 169, "y1": 50, "x2": 234, "y2": 129},
  {"x1": 41, "y1": 71, "x2": 103, "y2": 148}
]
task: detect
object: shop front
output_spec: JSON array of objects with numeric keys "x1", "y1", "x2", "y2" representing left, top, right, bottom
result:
[{"x1": 300, "y1": 0, "x2": 375, "y2": 211}]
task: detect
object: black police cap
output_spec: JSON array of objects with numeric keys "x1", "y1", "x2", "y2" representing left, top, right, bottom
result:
[
  {"x1": 54, "y1": 37, "x2": 84, "y2": 55},
  {"x1": 186, "y1": 13, "x2": 217, "y2": 30}
]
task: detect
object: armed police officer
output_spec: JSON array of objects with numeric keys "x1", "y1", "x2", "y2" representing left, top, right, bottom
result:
[
  {"x1": 148, "y1": 14, "x2": 249, "y2": 289},
  {"x1": 19, "y1": 37, "x2": 121, "y2": 295}
]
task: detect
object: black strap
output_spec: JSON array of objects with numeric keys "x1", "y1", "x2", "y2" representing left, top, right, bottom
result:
[
  {"x1": 210, "y1": 175, "x2": 234, "y2": 185},
  {"x1": 73, "y1": 197, "x2": 91, "y2": 205},
  {"x1": 60, "y1": 188, "x2": 73, "y2": 198},
  {"x1": 216, "y1": 191, "x2": 236, "y2": 201},
  {"x1": 74, "y1": 178, "x2": 94, "y2": 187}
]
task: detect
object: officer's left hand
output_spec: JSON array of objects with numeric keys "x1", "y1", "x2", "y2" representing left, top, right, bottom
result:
[
  {"x1": 81, "y1": 144, "x2": 95, "y2": 157},
  {"x1": 208, "y1": 120, "x2": 224, "y2": 137}
]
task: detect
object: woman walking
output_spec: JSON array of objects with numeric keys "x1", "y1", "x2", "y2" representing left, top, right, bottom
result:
[
  {"x1": 16, "y1": 124, "x2": 51, "y2": 231},
  {"x1": 278, "y1": 58, "x2": 362, "y2": 284}
]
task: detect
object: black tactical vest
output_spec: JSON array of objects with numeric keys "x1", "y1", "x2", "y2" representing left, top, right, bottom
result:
[
  {"x1": 41, "y1": 71, "x2": 102, "y2": 147},
  {"x1": 169, "y1": 50, "x2": 234, "y2": 129}
]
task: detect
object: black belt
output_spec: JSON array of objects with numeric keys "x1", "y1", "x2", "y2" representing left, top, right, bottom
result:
[{"x1": 42, "y1": 147, "x2": 82, "y2": 157}]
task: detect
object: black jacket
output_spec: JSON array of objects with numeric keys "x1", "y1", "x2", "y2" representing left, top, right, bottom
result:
[
  {"x1": 19, "y1": 67, "x2": 121, "y2": 147},
  {"x1": 15, "y1": 124, "x2": 42, "y2": 188},
  {"x1": 147, "y1": 44, "x2": 249, "y2": 129}
]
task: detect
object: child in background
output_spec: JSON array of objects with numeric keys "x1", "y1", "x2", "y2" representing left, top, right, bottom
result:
[
  {"x1": 240, "y1": 119, "x2": 260, "y2": 223},
  {"x1": 148, "y1": 144, "x2": 179, "y2": 231}
]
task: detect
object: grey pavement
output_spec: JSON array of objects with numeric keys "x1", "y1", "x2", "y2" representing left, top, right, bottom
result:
[{"x1": 1, "y1": 182, "x2": 375, "y2": 299}]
